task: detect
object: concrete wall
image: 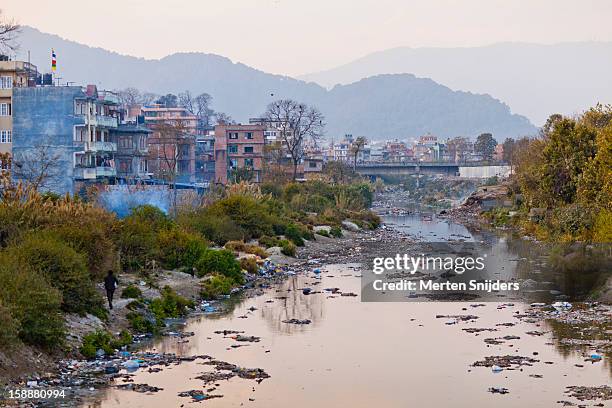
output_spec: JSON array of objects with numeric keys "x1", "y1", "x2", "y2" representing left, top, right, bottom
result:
[
  {"x1": 458, "y1": 165, "x2": 511, "y2": 179},
  {"x1": 12, "y1": 86, "x2": 85, "y2": 194}
]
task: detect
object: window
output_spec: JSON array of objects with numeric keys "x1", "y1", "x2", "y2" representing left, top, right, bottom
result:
[
  {"x1": 244, "y1": 146, "x2": 254, "y2": 154},
  {"x1": 0, "y1": 76, "x2": 13, "y2": 89},
  {"x1": 244, "y1": 158, "x2": 254, "y2": 167},
  {"x1": 0, "y1": 103, "x2": 11, "y2": 116},
  {"x1": 245, "y1": 132, "x2": 253, "y2": 139},
  {"x1": 0, "y1": 130, "x2": 11, "y2": 143},
  {"x1": 229, "y1": 158, "x2": 238, "y2": 169},
  {"x1": 309, "y1": 161, "x2": 318, "y2": 168},
  {"x1": 74, "y1": 126, "x2": 87, "y2": 142},
  {"x1": 228, "y1": 132, "x2": 238, "y2": 139},
  {"x1": 75, "y1": 101, "x2": 88, "y2": 115},
  {"x1": 228, "y1": 144, "x2": 238, "y2": 153}
]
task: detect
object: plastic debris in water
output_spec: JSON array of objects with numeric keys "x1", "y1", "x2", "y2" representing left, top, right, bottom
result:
[{"x1": 491, "y1": 365, "x2": 503, "y2": 373}]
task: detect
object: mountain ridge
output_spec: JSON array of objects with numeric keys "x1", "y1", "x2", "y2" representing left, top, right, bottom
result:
[{"x1": 13, "y1": 26, "x2": 537, "y2": 140}]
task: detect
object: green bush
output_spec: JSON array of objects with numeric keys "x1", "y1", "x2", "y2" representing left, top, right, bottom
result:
[
  {"x1": 12, "y1": 234, "x2": 103, "y2": 315},
  {"x1": 148, "y1": 286, "x2": 193, "y2": 324},
  {"x1": 127, "y1": 311, "x2": 156, "y2": 333},
  {"x1": 258, "y1": 236, "x2": 280, "y2": 248},
  {"x1": 157, "y1": 228, "x2": 208, "y2": 270},
  {"x1": 280, "y1": 239, "x2": 296, "y2": 257},
  {"x1": 181, "y1": 212, "x2": 245, "y2": 246},
  {"x1": 80, "y1": 329, "x2": 133, "y2": 359},
  {"x1": 330, "y1": 226, "x2": 343, "y2": 238},
  {"x1": 116, "y1": 215, "x2": 158, "y2": 272},
  {"x1": 196, "y1": 249, "x2": 243, "y2": 283},
  {"x1": 206, "y1": 195, "x2": 274, "y2": 239},
  {"x1": 121, "y1": 284, "x2": 142, "y2": 299},
  {"x1": 0, "y1": 256, "x2": 65, "y2": 349},
  {"x1": 200, "y1": 274, "x2": 234, "y2": 300},
  {"x1": 284, "y1": 223, "x2": 305, "y2": 246}
]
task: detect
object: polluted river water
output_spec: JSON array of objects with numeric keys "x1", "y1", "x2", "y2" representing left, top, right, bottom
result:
[{"x1": 88, "y1": 214, "x2": 611, "y2": 408}]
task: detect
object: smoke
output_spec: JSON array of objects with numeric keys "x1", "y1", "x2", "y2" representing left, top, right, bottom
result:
[{"x1": 98, "y1": 185, "x2": 171, "y2": 218}]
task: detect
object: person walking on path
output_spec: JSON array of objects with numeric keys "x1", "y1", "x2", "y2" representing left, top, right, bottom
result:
[{"x1": 104, "y1": 270, "x2": 119, "y2": 310}]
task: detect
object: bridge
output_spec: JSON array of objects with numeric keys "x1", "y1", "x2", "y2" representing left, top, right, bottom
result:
[{"x1": 355, "y1": 161, "x2": 511, "y2": 179}]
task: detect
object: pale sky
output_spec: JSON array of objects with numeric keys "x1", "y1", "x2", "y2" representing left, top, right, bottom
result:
[{"x1": 4, "y1": 0, "x2": 612, "y2": 76}]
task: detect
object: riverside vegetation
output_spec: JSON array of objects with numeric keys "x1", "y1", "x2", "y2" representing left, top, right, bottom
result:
[
  {"x1": 0, "y1": 176, "x2": 379, "y2": 375},
  {"x1": 482, "y1": 104, "x2": 612, "y2": 242}
]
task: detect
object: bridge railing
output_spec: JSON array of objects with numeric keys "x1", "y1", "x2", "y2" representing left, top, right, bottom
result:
[{"x1": 355, "y1": 160, "x2": 508, "y2": 168}]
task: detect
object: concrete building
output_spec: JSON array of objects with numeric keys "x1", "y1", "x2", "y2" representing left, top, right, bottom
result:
[
  {"x1": 0, "y1": 57, "x2": 38, "y2": 156},
  {"x1": 111, "y1": 124, "x2": 152, "y2": 180},
  {"x1": 12, "y1": 85, "x2": 120, "y2": 194},
  {"x1": 196, "y1": 130, "x2": 215, "y2": 184},
  {"x1": 383, "y1": 139, "x2": 413, "y2": 162},
  {"x1": 214, "y1": 124, "x2": 265, "y2": 185}
]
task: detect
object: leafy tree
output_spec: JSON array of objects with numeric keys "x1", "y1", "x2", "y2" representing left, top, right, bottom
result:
[{"x1": 474, "y1": 133, "x2": 497, "y2": 161}]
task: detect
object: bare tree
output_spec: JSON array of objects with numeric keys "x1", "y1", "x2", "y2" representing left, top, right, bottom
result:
[
  {"x1": 350, "y1": 136, "x2": 367, "y2": 171},
  {"x1": 116, "y1": 87, "x2": 141, "y2": 107},
  {"x1": 264, "y1": 99, "x2": 325, "y2": 180},
  {"x1": 178, "y1": 90, "x2": 215, "y2": 131},
  {"x1": 11, "y1": 144, "x2": 63, "y2": 191},
  {"x1": 140, "y1": 92, "x2": 159, "y2": 105},
  {"x1": 0, "y1": 10, "x2": 20, "y2": 54},
  {"x1": 148, "y1": 120, "x2": 193, "y2": 215},
  {"x1": 215, "y1": 112, "x2": 235, "y2": 125}
]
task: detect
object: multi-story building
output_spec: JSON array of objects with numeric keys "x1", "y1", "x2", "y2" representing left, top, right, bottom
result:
[
  {"x1": 196, "y1": 130, "x2": 215, "y2": 184},
  {"x1": 141, "y1": 105, "x2": 197, "y2": 184},
  {"x1": 111, "y1": 124, "x2": 152, "y2": 180},
  {"x1": 214, "y1": 124, "x2": 265, "y2": 185},
  {"x1": 0, "y1": 57, "x2": 38, "y2": 158},
  {"x1": 12, "y1": 85, "x2": 120, "y2": 194}
]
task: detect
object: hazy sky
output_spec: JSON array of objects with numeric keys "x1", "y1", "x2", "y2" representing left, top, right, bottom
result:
[{"x1": 4, "y1": 0, "x2": 612, "y2": 76}]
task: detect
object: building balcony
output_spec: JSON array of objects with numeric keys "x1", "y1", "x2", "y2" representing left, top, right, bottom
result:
[
  {"x1": 74, "y1": 166, "x2": 116, "y2": 179},
  {"x1": 87, "y1": 115, "x2": 118, "y2": 128},
  {"x1": 85, "y1": 141, "x2": 117, "y2": 152}
]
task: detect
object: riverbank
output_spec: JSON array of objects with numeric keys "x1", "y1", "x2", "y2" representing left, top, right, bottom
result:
[{"x1": 3, "y1": 189, "x2": 611, "y2": 407}]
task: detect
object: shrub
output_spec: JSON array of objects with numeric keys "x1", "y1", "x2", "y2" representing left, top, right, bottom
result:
[
  {"x1": 126, "y1": 311, "x2": 156, "y2": 333},
  {"x1": 280, "y1": 239, "x2": 296, "y2": 257},
  {"x1": 258, "y1": 236, "x2": 280, "y2": 248},
  {"x1": 116, "y1": 215, "x2": 158, "y2": 272},
  {"x1": 121, "y1": 284, "x2": 142, "y2": 299},
  {"x1": 0, "y1": 256, "x2": 65, "y2": 349},
  {"x1": 200, "y1": 274, "x2": 234, "y2": 300},
  {"x1": 225, "y1": 241, "x2": 268, "y2": 258},
  {"x1": 80, "y1": 329, "x2": 133, "y2": 359},
  {"x1": 240, "y1": 257, "x2": 259, "y2": 274},
  {"x1": 157, "y1": 228, "x2": 207, "y2": 270},
  {"x1": 148, "y1": 286, "x2": 193, "y2": 324},
  {"x1": 284, "y1": 223, "x2": 305, "y2": 246},
  {"x1": 12, "y1": 233, "x2": 104, "y2": 315},
  {"x1": 206, "y1": 195, "x2": 274, "y2": 239},
  {"x1": 196, "y1": 249, "x2": 243, "y2": 283},
  {"x1": 182, "y1": 212, "x2": 245, "y2": 245},
  {"x1": 330, "y1": 226, "x2": 343, "y2": 238}
]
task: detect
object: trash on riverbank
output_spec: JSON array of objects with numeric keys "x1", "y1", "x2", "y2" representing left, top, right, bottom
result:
[
  {"x1": 282, "y1": 319, "x2": 312, "y2": 325},
  {"x1": 564, "y1": 385, "x2": 612, "y2": 401},
  {"x1": 473, "y1": 355, "x2": 539, "y2": 368}
]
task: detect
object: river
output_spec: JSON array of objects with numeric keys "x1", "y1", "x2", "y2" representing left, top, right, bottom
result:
[{"x1": 86, "y1": 212, "x2": 611, "y2": 407}]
